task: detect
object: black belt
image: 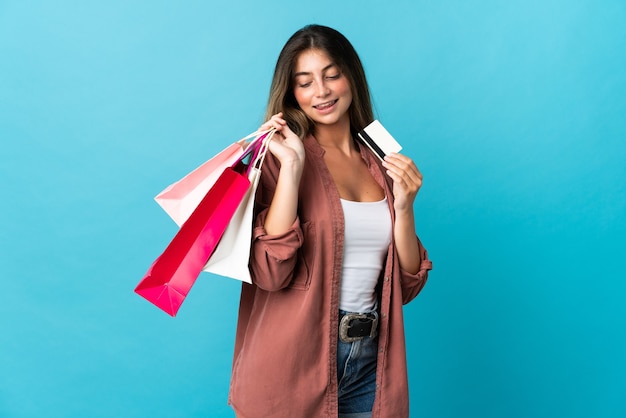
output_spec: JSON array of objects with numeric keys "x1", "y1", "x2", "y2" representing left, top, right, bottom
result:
[{"x1": 339, "y1": 311, "x2": 379, "y2": 343}]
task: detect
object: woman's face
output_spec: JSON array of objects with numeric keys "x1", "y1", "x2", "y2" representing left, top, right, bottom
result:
[{"x1": 292, "y1": 49, "x2": 353, "y2": 128}]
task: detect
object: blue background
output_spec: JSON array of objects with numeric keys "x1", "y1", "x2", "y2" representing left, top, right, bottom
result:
[{"x1": 1, "y1": 1, "x2": 625, "y2": 417}]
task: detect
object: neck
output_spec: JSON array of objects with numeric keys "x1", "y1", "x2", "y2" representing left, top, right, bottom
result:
[{"x1": 313, "y1": 116, "x2": 354, "y2": 154}]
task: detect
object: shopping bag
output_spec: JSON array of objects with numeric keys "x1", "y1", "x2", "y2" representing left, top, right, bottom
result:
[
  {"x1": 203, "y1": 133, "x2": 271, "y2": 282},
  {"x1": 135, "y1": 168, "x2": 250, "y2": 316},
  {"x1": 155, "y1": 130, "x2": 270, "y2": 227},
  {"x1": 135, "y1": 132, "x2": 271, "y2": 316}
]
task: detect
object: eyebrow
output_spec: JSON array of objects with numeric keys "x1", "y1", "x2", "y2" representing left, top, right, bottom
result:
[{"x1": 293, "y1": 63, "x2": 337, "y2": 78}]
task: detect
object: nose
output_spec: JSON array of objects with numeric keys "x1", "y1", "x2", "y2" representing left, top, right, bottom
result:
[{"x1": 315, "y1": 80, "x2": 330, "y2": 97}]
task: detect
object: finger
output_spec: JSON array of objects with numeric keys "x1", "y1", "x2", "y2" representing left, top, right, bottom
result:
[
  {"x1": 384, "y1": 153, "x2": 421, "y2": 175},
  {"x1": 383, "y1": 153, "x2": 422, "y2": 182},
  {"x1": 259, "y1": 121, "x2": 275, "y2": 131},
  {"x1": 278, "y1": 121, "x2": 297, "y2": 138},
  {"x1": 383, "y1": 162, "x2": 422, "y2": 195},
  {"x1": 260, "y1": 117, "x2": 286, "y2": 132},
  {"x1": 382, "y1": 161, "x2": 420, "y2": 186}
]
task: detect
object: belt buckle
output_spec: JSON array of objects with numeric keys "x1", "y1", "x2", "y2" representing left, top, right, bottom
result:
[{"x1": 339, "y1": 313, "x2": 378, "y2": 343}]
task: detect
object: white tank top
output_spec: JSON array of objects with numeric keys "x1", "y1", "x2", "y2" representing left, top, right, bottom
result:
[{"x1": 339, "y1": 197, "x2": 392, "y2": 312}]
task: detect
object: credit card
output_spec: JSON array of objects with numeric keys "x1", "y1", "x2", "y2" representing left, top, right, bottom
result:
[{"x1": 357, "y1": 120, "x2": 402, "y2": 161}]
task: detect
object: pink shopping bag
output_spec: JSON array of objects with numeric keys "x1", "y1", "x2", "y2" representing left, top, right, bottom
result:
[{"x1": 155, "y1": 131, "x2": 269, "y2": 227}]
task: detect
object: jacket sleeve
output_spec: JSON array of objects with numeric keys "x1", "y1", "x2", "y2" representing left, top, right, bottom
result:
[
  {"x1": 400, "y1": 235, "x2": 433, "y2": 304},
  {"x1": 248, "y1": 153, "x2": 304, "y2": 291}
]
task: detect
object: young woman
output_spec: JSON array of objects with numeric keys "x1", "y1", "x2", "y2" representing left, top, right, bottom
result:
[{"x1": 228, "y1": 24, "x2": 432, "y2": 418}]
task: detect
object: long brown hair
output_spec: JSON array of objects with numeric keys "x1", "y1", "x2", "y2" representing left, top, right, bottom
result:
[{"x1": 265, "y1": 24, "x2": 374, "y2": 138}]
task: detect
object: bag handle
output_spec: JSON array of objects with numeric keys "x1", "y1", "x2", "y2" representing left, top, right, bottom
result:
[
  {"x1": 247, "y1": 129, "x2": 275, "y2": 175},
  {"x1": 231, "y1": 129, "x2": 273, "y2": 168}
]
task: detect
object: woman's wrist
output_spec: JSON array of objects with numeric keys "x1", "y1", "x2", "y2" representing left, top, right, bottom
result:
[
  {"x1": 394, "y1": 205, "x2": 415, "y2": 223},
  {"x1": 278, "y1": 158, "x2": 304, "y2": 181}
]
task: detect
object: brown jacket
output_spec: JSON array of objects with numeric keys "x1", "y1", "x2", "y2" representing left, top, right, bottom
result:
[{"x1": 228, "y1": 135, "x2": 432, "y2": 417}]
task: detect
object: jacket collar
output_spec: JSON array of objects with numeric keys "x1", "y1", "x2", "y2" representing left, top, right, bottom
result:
[{"x1": 303, "y1": 134, "x2": 325, "y2": 157}]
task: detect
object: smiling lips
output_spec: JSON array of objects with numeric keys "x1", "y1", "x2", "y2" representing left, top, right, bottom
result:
[{"x1": 313, "y1": 99, "x2": 338, "y2": 111}]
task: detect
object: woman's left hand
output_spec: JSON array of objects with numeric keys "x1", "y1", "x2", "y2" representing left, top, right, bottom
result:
[{"x1": 382, "y1": 153, "x2": 423, "y2": 212}]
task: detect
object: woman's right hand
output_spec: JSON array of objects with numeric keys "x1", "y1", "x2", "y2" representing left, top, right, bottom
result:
[{"x1": 260, "y1": 113, "x2": 305, "y2": 170}]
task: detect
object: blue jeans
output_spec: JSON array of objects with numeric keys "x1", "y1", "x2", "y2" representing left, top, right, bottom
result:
[{"x1": 337, "y1": 310, "x2": 378, "y2": 418}]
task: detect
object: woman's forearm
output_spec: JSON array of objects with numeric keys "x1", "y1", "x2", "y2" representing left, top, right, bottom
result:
[
  {"x1": 263, "y1": 160, "x2": 303, "y2": 235},
  {"x1": 393, "y1": 207, "x2": 421, "y2": 275}
]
